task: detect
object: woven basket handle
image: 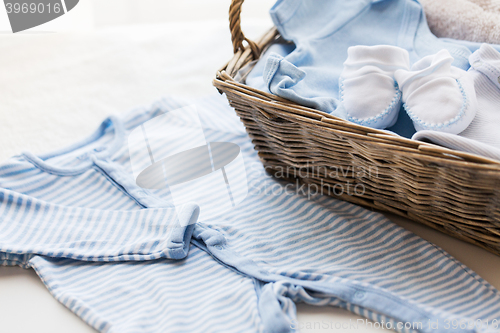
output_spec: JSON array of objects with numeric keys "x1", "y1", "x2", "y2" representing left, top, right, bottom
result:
[{"x1": 229, "y1": 0, "x2": 261, "y2": 58}]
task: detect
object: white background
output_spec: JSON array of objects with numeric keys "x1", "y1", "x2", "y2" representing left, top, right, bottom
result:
[{"x1": 0, "y1": 1, "x2": 499, "y2": 332}]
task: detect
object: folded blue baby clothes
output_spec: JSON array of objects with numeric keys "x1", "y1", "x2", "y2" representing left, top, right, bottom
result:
[
  {"x1": 246, "y1": 41, "x2": 296, "y2": 93},
  {"x1": 0, "y1": 98, "x2": 268, "y2": 333},
  {"x1": 1, "y1": 94, "x2": 500, "y2": 332},
  {"x1": 245, "y1": 0, "x2": 473, "y2": 116}
]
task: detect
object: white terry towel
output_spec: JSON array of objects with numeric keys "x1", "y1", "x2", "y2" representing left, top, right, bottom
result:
[{"x1": 420, "y1": 0, "x2": 500, "y2": 44}]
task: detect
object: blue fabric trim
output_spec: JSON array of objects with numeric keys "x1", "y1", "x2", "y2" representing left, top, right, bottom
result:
[
  {"x1": 339, "y1": 77, "x2": 346, "y2": 103},
  {"x1": 405, "y1": 79, "x2": 468, "y2": 130},
  {"x1": 21, "y1": 116, "x2": 126, "y2": 176},
  {"x1": 341, "y1": 78, "x2": 402, "y2": 126}
]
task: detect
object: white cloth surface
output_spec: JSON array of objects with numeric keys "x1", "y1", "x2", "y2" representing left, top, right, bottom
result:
[
  {"x1": 1, "y1": 13, "x2": 500, "y2": 333},
  {"x1": 0, "y1": 20, "x2": 245, "y2": 162}
]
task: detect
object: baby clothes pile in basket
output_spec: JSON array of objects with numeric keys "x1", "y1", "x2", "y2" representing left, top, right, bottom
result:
[{"x1": 245, "y1": 0, "x2": 500, "y2": 160}]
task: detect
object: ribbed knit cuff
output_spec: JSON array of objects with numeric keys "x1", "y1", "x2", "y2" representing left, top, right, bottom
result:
[{"x1": 469, "y1": 43, "x2": 500, "y2": 90}]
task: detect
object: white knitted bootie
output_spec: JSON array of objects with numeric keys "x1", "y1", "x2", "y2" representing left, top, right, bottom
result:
[
  {"x1": 395, "y1": 49, "x2": 477, "y2": 134},
  {"x1": 339, "y1": 45, "x2": 410, "y2": 129}
]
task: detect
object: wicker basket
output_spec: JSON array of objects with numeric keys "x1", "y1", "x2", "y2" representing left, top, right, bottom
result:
[{"x1": 213, "y1": 0, "x2": 500, "y2": 256}]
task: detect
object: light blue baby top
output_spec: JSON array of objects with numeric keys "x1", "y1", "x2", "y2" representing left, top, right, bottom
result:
[{"x1": 1, "y1": 95, "x2": 500, "y2": 333}]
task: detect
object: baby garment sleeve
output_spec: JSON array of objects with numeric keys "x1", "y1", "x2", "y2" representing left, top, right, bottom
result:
[
  {"x1": 0, "y1": 188, "x2": 199, "y2": 262},
  {"x1": 262, "y1": 0, "x2": 374, "y2": 114}
]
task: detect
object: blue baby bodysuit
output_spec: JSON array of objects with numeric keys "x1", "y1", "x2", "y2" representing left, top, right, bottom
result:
[
  {"x1": 0, "y1": 98, "x2": 268, "y2": 333},
  {"x1": 246, "y1": 0, "x2": 475, "y2": 117},
  {"x1": 1, "y1": 95, "x2": 500, "y2": 333}
]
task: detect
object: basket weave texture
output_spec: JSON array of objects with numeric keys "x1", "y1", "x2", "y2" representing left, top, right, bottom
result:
[{"x1": 213, "y1": 0, "x2": 500, "y2": 256}]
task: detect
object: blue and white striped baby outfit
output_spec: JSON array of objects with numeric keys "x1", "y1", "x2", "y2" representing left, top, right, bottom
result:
[{"x1": 0, "y1": 94, "x2": 499, "y2": 333}]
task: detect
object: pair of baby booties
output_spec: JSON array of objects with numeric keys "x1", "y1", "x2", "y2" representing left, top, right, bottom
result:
[{"x1": 339, "y1": 45, "x2": 477, "y2": 134}]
